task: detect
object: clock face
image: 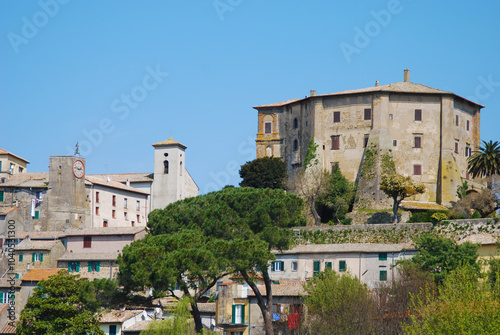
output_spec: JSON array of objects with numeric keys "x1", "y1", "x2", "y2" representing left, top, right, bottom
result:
[{"x1": 73, "y1": 160, "x2": 85, "y2": 178}]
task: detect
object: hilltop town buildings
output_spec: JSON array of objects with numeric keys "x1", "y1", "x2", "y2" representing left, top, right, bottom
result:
[{"x1": 254, "y1": 70, "x2": 483, "y2": 208}]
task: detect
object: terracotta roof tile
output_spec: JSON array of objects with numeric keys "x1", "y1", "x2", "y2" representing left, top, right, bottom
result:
[
  {"x1": 0, "y1": 148, "x2": 29, "y2": 163},
  {"x1": 89, "y1": 173, "x2": 153, "y2": 183},
  {"x1": 15, "y1": 231, "x2": 64, "y2": 239},
  {"x1": 0, "y1": 173, "x2": 48, "y2": 188},
  {"x1": 22, "y1": 269, "x2": 64, "y2": 281},
  {"x1": 123, "y1": 320, "x2": 152, "y2": 332},
  {"x1": 100, "y1": 310, "x2": 143, "y2": 323},
  {"x1": 58, "y1": 251, "x2": 120, "y2": 261},
  {"x1": 0, "y1": 320, "x2": 17, "y2": 334},
  {"x1": 85, "y1": 176, "x2": 149, "y2": 195},
  {"x1": 254, "y1": 98, "x2": 301, "y2": 108},
  {"x1": 16, "y1": 239, "x2": 62, "y2": 251},
  {"x1": 0, "y1": 207, "x2": 17, "y2": 215},
  {"x1": 64, "y1": 227, "x2": 145, "y2": 236},
  {"x1": 278, "y1": 243, "x2": 416, "y2": 255},
  {"x1": 152, "y1": 136, "x2": 187, "y2": 149}
]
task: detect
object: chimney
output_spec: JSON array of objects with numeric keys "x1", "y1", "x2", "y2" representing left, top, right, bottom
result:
[
  {"x1": 375, "y1": 80, "x2": 379, "y2": 87},
  {"x1": 310, "y1": 90, "x2": 316, "y2": 96},
  {"x1": 404, "y1": 69, "x2": 410, "y2": 82}
]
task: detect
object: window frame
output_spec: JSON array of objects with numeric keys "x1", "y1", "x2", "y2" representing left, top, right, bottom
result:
[
  {"x1": 364, "y1": 108, "x2": 372, "y2": 120},
  {"x1": 414, "y1": 135, "x2": 422, "y2": 148},
  {"x1": 331, "y1": 135, "x2": 340, "y2": 150},
  {"x1": 414, "y1": 109, "x2": 422, "y2": 121},
  {"x1": 272, "y1": 261, "x2": 284, "y2": 272},
  {"x1": 264, "y1": 122, "x2": 272, "y2": 134},
  {"x1": 291, "y1": 261, "x2": 298, "y2": 272},
  {"x1": 339, "y1": 260, "x2": 346, "y2": 272},
  {"x1": 333, "y1": 111, "x2": 341, "y2": 123},
  {"x1": 83, "y1": 236, "x2": 92, "y2": 249},
  {"x1": 313, "y1": 260, "x2": 320, "y2": 275},
  {"x1": 380, "y1": 270, "x2": 388, "y2": 281},
  {"x1": 232, "y1": 304, "x2": 245, "y2": 324},
  {"x1": 379, "y1": 253, "x2": 388, "y2": 261},
  {"x1": 413, "y1": 164, "x2": 422, "y2": 176}
]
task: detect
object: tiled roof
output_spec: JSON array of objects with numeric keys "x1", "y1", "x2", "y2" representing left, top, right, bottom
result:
[
  {"x1": 248, "y1": 280, "x2": 306, "y2": 297},
  {"x1": 100, "y1": 310, "x2": 143, "y2": 323},
  {"x1": 0, "y1": 320, "x2": 16, "y2": 334},
  {"x1": 16, "y1": 239, "x2": 61, "y2": 251},
  {"x1": 64, "y1": 226, "x2": 146, "y2": 236},
  {"x1": 0, "y1": 173, "x2": 48, "y2": 188},
  {"x1": 0, "y1": 207, "x2": 17, "y2": 215},
  {"x1": 89, "y1": 173, "x2": 153, "y2": 183},
  {"x1": 457, "y1": 233, "x2": 498, "y2": 245},
  {"x1": 15, "y1": 231, "x2": 65, "y2": 239},
  {"x1": 58, "y1": 251, "x2": 120, "y2": 261},
  {"x1": 123, "y1": 320, "x2": 152, "y2": 332},
  {"x1": 196, "y1": 303, "x2": 215, "y2": 313},
  {"x1": 400, "y1": 201, "x2": 448, "y2": 211},
  {"x1": 22, "y1": 269, "x2": 64, "y2": 281},
  {"x1": 0, "y1": 148, "x2": 29, "y2": 163},
  {"x1": 152, "y1": 136, "x2": 187, "y2": 149},
  {"x1": 278, "y1": 243, "x2": 416, "y2": 255},
  {"x1": 85, "y1": 176, "x2": 150, "y2": 195},
  {"x1": 254, "y1": 82, "x2": 483, "y2": 109}
]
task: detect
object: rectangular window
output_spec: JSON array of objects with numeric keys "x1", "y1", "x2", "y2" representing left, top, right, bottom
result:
[
  {"x1": 0, "y1": 191, "x2": 3, "y2": 202},
  {"x1": 103, "y1": 220, "x2": 108, "y2": 228},
  {"x1": 136, "y1": 200, "x2": 140, "y2": 211},
  {"x1": 393, "y1": 140, "x2": 397, "y2": 147},
  {"x1": 272, "y1": 261, "x2": 284, "y2": 272},
  {"x1": 325, "y1": 262, "x2": 332, "y2": 270},
  {"x1": 32, "y1": 253, "x2": 43, "y2": 262},
  {"x1": 414, "y1": 164, "x2": 422, "y2": 175},
  {"x1": 456, "y1": 115, "x2": 459, "y2": 126},
  {"x1": 333, "y1": 111, "x2": 340, "y2": 123},
  {"x1": 313, "y1": 261, "x2": 320, "y2": 275},
  {"x1": 389, "y1": 114, "x2": 393, "y2": 120},
  {"x1": 455, "y1": 141, "x2": 459, "y2": 154},
  {"x1": 0, "y1": 292, "x2": 9, "y2": 304},
  {"x1": 88, "y1": 261, "x2": 100, "y2": 272},
  {"x1": 465, "y1": 145, "x2": 471, "y2": 157},
  {"x1": 291, "y1": 261, "x2": 298, "y2": 272},
  {"x1": 415, "y1": 109, "x2": 422, "y2": 121},
  {"x1": 414, "y1": 135, "x2": 422, "y2": 148},
  {"x1": 124, "y1": 198, "x2": 127, "y2": 208},
  {"x1": 95, "y1": 192, "x2": 99, "y2": 203},
  {"x1": 19, "y1": 254, "x2": 23, "y2": 262},
  {"x1": 95, "y1": 207, "x2": 99, "y2": 216},
  {"x1": 339, "y1": 260, "x2": 346, "y2": 272},
  {"x1": 466, "y1": 120, "x2": 470, "y2": 131},
  {"x1": 379, "y1": 253, "x2": 387, "y2": 261},
  {"x1": 109, "y1": 325, "x2": 117, "y2": 335},
  {"x1": 364, "y1": 108, "x2": 372, "y2": 120},
  {"x1": 112, "y1": 195, "x2": 116, "y2": 207},
  {"x1": 124, "y1": 212, "x2": 128, "y2": 220},
  {"x1": 112, "y1": 210, "x2": 116, "y2": 219},
  {"x1": 33, "y1": 211, "x2": 39, "y2": 219},
  {"x1": 331, "y1": 135, "x2": 340, "y2": 150},
  {"x1": 380, "y1": 270, "x2": 388, "y2": 281},
  {"x1": 137, "y1": 214, "x2": 140, "y2": 223},
  {"x1": 264, "y1": 122, "x2": 272, "y2": 134},
  {"x1": 83, "y1": 236, "x2": 91, "y2": 248},
  {"x1": 364, "y1": 134, "x2": 369, "y2": 148},
  {"x1": 232, "y1": 304, "x2": 245, "y2": 324},
  {"x1": 466, "y1": 172, "x2": 470, "y2": 180},
  {"x1": 68, "y1": 261, "x2": 80, "y2": 272}
]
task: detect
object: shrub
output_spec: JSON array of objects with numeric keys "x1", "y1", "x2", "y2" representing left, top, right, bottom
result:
[{"x1": 471, "y1": 210, "x2": 482, "y2": 219}]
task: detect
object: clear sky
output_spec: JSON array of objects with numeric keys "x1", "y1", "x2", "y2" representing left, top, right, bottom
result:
[{"x1": 1, "y1": 0, "x2": 500, "y2": 194}]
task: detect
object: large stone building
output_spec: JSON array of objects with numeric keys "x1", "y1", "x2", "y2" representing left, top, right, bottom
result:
[
  {"x1": 254, "y1": 70, "x2": 483, "y2": 207},
  {"x1": 0, "y1": 137, "x2": 198, "y2": 232}
]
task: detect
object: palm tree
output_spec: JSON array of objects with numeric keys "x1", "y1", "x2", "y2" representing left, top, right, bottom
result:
[{"x1": 467, "y1": 140, "x2": 500, "y2": 188}]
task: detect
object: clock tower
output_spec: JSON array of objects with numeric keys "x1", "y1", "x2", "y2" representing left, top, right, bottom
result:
[{"x1": 46, "y1": 156, "x2": 88, "y2": 231}]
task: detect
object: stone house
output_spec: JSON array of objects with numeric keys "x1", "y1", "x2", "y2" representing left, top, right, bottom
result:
[
  {"x1": 57, "y1": 252, "x2": 119, "y2": 280},
  {"x1": 254, "y1": 70, "x2": 484, "y2": 208},
  {"x1": 99, "y1": 310, "x2": 151, "y2": 335},
  {"x1": 14, "y1": 239, "x2": 66, "y2": 279},
  {"x1": 0, "y1": 148, "x2": 29, "y2": 180},
  {"x1": 62, "y1": 227, "x2": 146, "y2": 254},
  {"x1": 270, "y1": 243, "x2": 417, "y2": 290},
  {"x1": 216, "y1": 282, "x2": 250, "y2": 335}
]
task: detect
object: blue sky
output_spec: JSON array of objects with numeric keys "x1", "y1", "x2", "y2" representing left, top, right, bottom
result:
[{"x1": 1, "y1": 0, "x2": 500, "y2": 194}]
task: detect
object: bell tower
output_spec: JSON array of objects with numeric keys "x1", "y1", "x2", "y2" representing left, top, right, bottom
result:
[{"x1": 152, "y1": 137, "x2": 187, "y2": 210}]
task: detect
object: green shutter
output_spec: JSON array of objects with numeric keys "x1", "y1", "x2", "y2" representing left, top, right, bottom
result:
[
  {"x1": 19, "y1": 254, "x2": 23, "y2": 262},
  {"x1": 68, "y1": 262, "x2": 72, "y2": 272},
  {"x1": 313, "y1": 261, "x2": 320, "y2": 274},
  {"x1": 271, "y1": 261, "x2": 276, "y2": 271},
  {"x1": 241, "y1": 304, "x2": 245, "y2": 324},
  {"x1": 75, "y1": 262, "x2": 80, "y2": 272},
  {"x1": 96, "y1": 261, "x2": 100, "y2": 272},
  {"x1": 280, "y1": 261, "x2": 284, "y2": 271},
  {"x1": 339, "y1": 260, "x2": 346, "y2": 272},
  {"x1": 325, "y1": 262, "x2": 332, "y2": 269},
  {"x1": 39, "y1": 253, "x2": 43, "y2": 262},
  {"x1": 88, "y1": 262, "x2": 92, "y2": 272},
  {"x1": 0, "y1": 191, "x2": 4, "y2": 202},
  {"x1": 15, "y1": 273, "x2": 19, "y2": 279},
  {"x1": 380, "y1": 270, "x2": 387, "y2": 281},
  {"x1": 379, "y1": 253, "x2": 387, "y2": 261},
  {"x1": 32, "y1": 253, "x2": 35, "y2": 262},
  {"x1": 232, "y1": 305, "x2": 236, "y2": 324},
  {"x1": 34, "y1": 211, "x2": 39, "y2": 219}
]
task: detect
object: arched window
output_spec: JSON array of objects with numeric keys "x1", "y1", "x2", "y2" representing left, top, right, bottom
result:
[
  {"x1": 163, "y1": 160, "x2": 169, "y2": 174},
  {"x1": 293, "y1": 139, "x2": 299, "y2": 151},
  {"x1": 293, "y1": 118, "x2": 298, "y2": 129},
  {"x1": 266, "y1": 146, "x2": 273, "y2": 157},
  {"x1": 180, "y1": 161, "x2": 183, "y2": 176}
]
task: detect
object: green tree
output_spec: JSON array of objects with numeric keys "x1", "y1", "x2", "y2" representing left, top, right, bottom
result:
[
  {"x1": 404, "y1": 265, "x2": 500, "y2": 335},
  {"x1": 140, "y1": 298, "x2": 195, "y2": 335},
  {"x1": 409, "y1": 232, "x2": 479, "y2": 284},
  {"x1": 316, "y1": 164, "x2": 356, "y2": 224},
  {"x1": 118, "y1": 230, "x2": 230, "y2": 334},
  {"x1": 239, "y1": 156, "x2": 287, "y2": 189},
  {"x1": 143, "y1": 187, "x2": 304, "y2": 335},
  {"x1": 379, "y1": 173, "x2": 425, "y2": 223},
  {"x1": 302, "y1": 269, "x2": 376, "y2": 335},
  {"x1": 78, "y1": 278, "x2": 125, "y2": 311},
  {"x1": 17, "y1": 270, "x2": 104, "y2": 335},
  {"x1": 467, "y1": 140, "x2": 500, "y2": 186}
]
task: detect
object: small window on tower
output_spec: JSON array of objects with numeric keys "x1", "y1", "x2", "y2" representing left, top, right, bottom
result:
[
  {"x1": 264, "y1": 122, "x2": 272, "y2": 134},
  {"x1": 414, "y1": 135, "x2": 422, "y2": 148},
  {"x1": 415, "y1": 109, "x2": 422, "y2": 121},
  {"x1": 293, "y1": 118, "x2": 298, "y2": 129},
  {"x1": 163, "y1": 160, "x2": 169, "y2": 174},
  {"x1": 331, "y1": 136, "x2": 340, "y2": 150},
  {"x1": 293, "y1": 139, "x2": 299, "y2": 151},
  {"x1": 333, "y1": 111, "x2": 340, "y2": 123},
  {"x1": 414, "y1": 164, "x2": 422, "y2": 175},
  {"x1": 364, "y1": 109, "x2": 372, "y2": 120}
]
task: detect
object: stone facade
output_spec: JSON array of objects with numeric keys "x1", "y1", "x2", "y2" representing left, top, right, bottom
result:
[
  {"x1": 13, "y1": 240, "x2": 66, "y2": 279},
  {"x1": 255, "y1": 71, "x2": 484, "y2": 208}
]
